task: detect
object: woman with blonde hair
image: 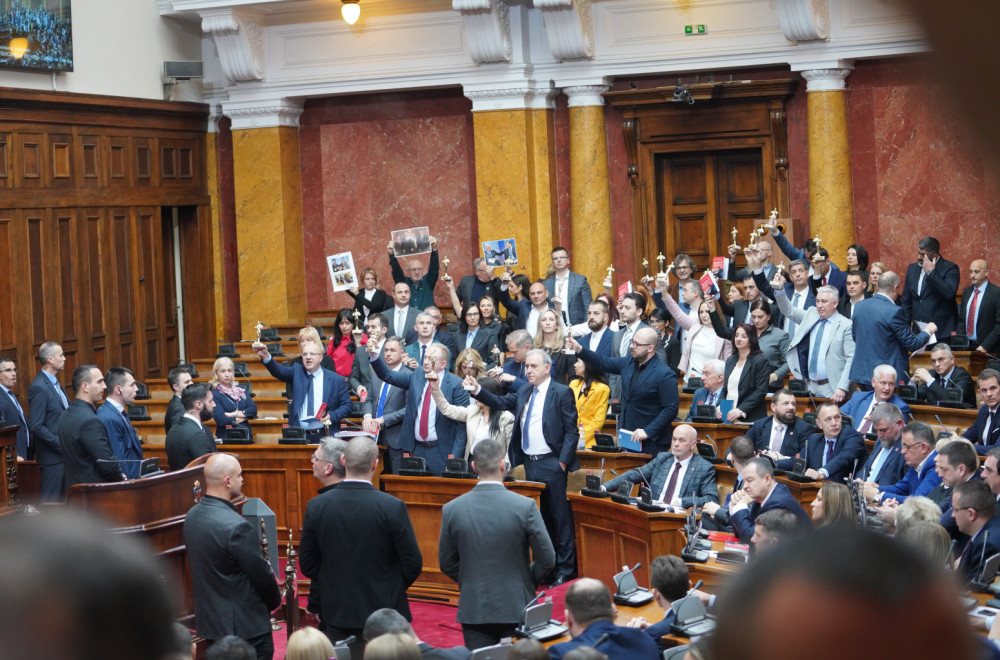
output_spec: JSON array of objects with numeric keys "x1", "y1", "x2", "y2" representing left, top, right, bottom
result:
[
  {"x1": 286, "y1": 626, "x2": 336, "y2": 660},
  {"x1": 534, "y1": 308, "x2": 572, "y2": 383},
  {"x1": 364, "y1": 633, "x2": 421, "y2": 660},
  {"x1": 453, "y1": 348, "x2": 487, "y2": 380},
  {"x1": 209, "y1": 356, "x2": 257, "y2": 440},
  {"x1": 868, "y1": 261, "x2": 887, "y2": 295}
]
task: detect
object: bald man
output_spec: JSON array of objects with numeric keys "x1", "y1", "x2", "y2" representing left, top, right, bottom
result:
[
  {"x1": 184, "y1": 455, "x2": 281, "y2": 659},
  {"x1": 960, "y1": 259, "x2": 1000, "y2": 354}
]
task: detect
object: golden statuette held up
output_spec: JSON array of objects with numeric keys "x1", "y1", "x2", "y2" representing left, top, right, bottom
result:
[
  {"x1": 656, "y1": 252, "x2": 667, "y2": 275},
  {"x1": 441, "y1": 256, "x2": 450, "y2": 275},
  {"x1": 813, "y1": 235, "x2": 822, "y2": 249},
  {"x1": 253, "y1": 321, "x2": 265, "y2": 348},
  {"x1": 642, "y1": 258, "x2": 649, "y2": 278},
  {"x1": 730, "y1": 227, "x2": 739, "y2": 248},
  {"x1": 352, "y1": 309, "x2": 363, "y2": 333}
]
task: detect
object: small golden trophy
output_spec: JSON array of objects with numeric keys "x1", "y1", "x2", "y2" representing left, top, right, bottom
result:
[
  {"x1": 656, "y1": 252, "x2": 667, "y2": 276},
  {"x1": 603, "y1": 264, "x2": 614, "y2": 289},
  {"x1": 731, "y1": 227, "x2": 739, "y2": 249},
  {"x1": 441, "y1": 256, "x2": 450, "y2": 276},
  {"x1": 352, "y1": 309, "x2": 363, "y2": 334},
  {"x1": 253, "y1": 321, "x2": 265, "y2": 348},
  {"x1": 642, "y1": 258, "x2": 650, "y2": 279}
]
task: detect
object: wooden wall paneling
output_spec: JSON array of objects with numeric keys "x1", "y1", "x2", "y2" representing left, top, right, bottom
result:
[
  {"x1": 111, "y1": 207, "x2": 136, "y2": 372},
  {"x1": 24, "y1": 209, "x2": 47, "y2": 348},
  {"x1": 159, "y1": 208, "x2": 179, "y2": 367},
  {"x1": 136, "y1": 206, "x2": 171, "y2": 378},
  {"x1": 78, "y1": 134, "x2": 104, "y2": 188},
  {"x1": 133, "y1": 137, "x2": 153, "y2": 188},
  {"x1": 179, "y1": 205, "x2": 217, "y2": 359},
  {"x1": 0, "y1": 212, "x2": 14, "y2": 354},
  {"x1": 55, "y1": 208, "x2": 82, "y2": 374},
  {"x1": 0, "y1": 132, "x2": 9, "y2": 189},
  {"x1": 82, "y1": 208, "x2": 108, "y2": 369},
  {"x1": 47, "y1": 133, "x2": 73, "y2": 188},
  {"x1": 107, "y1": 135, "x2": 129, "y2": 188},
  {"x1": 14, "y1": 132, "x2": 43, "y2": 188}
]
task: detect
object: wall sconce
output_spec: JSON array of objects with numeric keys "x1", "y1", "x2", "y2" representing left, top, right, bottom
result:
[
  {"x1": 9, "y1": 37, "x2": 28, "y2": 60},
  {"x1": 341, "y1": 0, "x2": 360, "y2": 25}
]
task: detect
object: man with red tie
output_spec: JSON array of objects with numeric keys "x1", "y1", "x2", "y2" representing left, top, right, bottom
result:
[{"x1": 960, "y1": 259, "x2": 1000, "y2": 354}]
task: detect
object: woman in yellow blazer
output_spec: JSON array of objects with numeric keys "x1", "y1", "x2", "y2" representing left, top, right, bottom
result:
[
  {"x1": 429, "y1": 376, "x2": 515, "y2": 460},
  {"x1": 568, "y1": 358, "x2": 610, "y2": 450}
]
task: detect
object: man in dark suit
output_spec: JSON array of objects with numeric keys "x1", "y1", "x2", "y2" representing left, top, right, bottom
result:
[
  {"x1": 491, "y1": 330, "x2": 554, "y2": 393},
  {"x1": 386, "y1": 282, "x2": 420, "y2": 339},
  {"x1": 497, "y1": 279, "x2": 554, "y2": 334},
  {"x1": 361, "y1": 337, "x2": 412, "y2": 473},
  {"x1": 952, "y1": 479, "x2": 1000, "y2": 584},
  {"x1": 370, "y1": 342, "x2": 469, "y2": 475},
  {"x1": 164, "y1": 366, "x2": 192, "y2": 435},
  {"x1": 685, "y1": 358, "x2": 725, "y2": 422},
  {"x1": 837, "y1": 270, "x2": 871, "y2": 320},
  {"x1": 165, "y1": 383, "x2": 218, "y2": 471},
  {"x1": 602, "y1": 424, "x2": 717, "y2": 507},
  {"x1": 254, "y1": 339, "x2": 352, "y2": 442},
  {"x1": 438, "y1": 438, "x2": 554, "y2": 649},
  {"x1": 849, "y1": 271, "x2": 934, "y2": 388},
  {"x1": 900, "y1": 236, "x2": 961, "y2": 336},
  {"x1": 808, "y1": 248, "x2": 847, "y2": 299},
  {"x1": 470, "y1": 349, "x2": 579, "y2": 584},
  {"x1": 841, "y1": 364, "x2": 913, "y2": 430},
  {"x1": 405, "y1": 307, "x2": 457, "y2": 369},
  {"x1": 961, "y1": 259, "x2": 1000, "y2": 353},
  {"x1": 702, "y1": 436, "x2": 756, "y2": 532},
  {"x1": 863, "y1": 421, "x2": 941, "y2": 504},
  {"x1": 300, "y1": 438, "x2": 422, "y2": 654},
  {"x1": 631, "y1": 555, "x2": 706, "y2": 646},
  {"x1": 59, "y1": 365, "x2": 125, "y2": 490},
  {"x1": 777, "y1": 402, "x2": 866, "y2": 484},
  {"x1": 859, "y1": 403, "x2": 908, "y2": 487},
  {"x1": 609, "y1": 291, "x2": 654, "y2": 402},
  {"x1": 913, "y1": 343, "x2": 976, "y2": 407},
  {"x1": 184, "y1": 454, "x2": 281, "y2": 659},
  {"x1": 96, "y1": 366, "x2": 144, "y2": 480},
  {"x1": 570, "y1": 327, "x2": 678, "y2": 455},
  {"x1": 351, "y1": 312, "x2": 388, "y2": 398},
  {"x1": 0, "y1": 358, "x2": 30, "y2": 459},
  {"x1": 963, "y1": 369, "x2": 1000, "y2": 454},
  {"x1": 544, "y1": 246, "x2": 593, "y2": 325},
  {"x1": 746, "y1": 388, "x2": 812, "y2": 459},
  {"x1": 27, "y1": 341, "x2": 69, "y2": 501},
  {"x1": 363, "y1": 608, "x2": 470, "y2": 660},
  {"x1": 454, "y1": 257, "x2": 504, "y2": 307},
  {"x1": 728, "y1": 238, "x2": 777, "y2": 283},
  {"x1": 755, "y1": 259, "x2": 815, "y2": 341},
  {"x1": 549, "y1": 578, "x2": 660, "y2": 660},
  {"x1": 730, "y1": 457, "x2": 811, "y2": 544},
  {"x1": 579, "y1": 299, "x2": 613, "y2": 358}
]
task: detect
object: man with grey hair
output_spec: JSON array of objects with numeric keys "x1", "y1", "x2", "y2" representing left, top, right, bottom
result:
[
  {"x1": 453, "y1": 256, "x2": 503, "y2": 308},
  {"x1": 491, "y1": 329, "x2": 551, "y2": 392},
  {"x1": 858, "y1": 403, "x2": 908, "y2": 486},
  {"x1": 913, "y1": 342, "x2": 976, "y2": 407},
  {"x1": 305, "y1": 437, "x2": 348, "y2": 619},
  {"x1": 772, "y1": 275, "x2": 854, "y2": 403},
  {"x1": 685, "y1": 358, "x2": 725, "y2": 421},
  {"x1": 363, "y1": 608, "x2": 469, "y2": 659},
  {"x1": 841, "y1": 364, "x2": 912, "y2": 432},
  {"x1": 862, "y1": 421, "x2": 942, "y2": 505},
  {"x1": 28, "y1": 340, "x2": 69, "y2": 501}
]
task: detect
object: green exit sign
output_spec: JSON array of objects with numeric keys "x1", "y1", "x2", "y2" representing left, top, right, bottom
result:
[{"x1": 685, "y1": 24, "x2": 708, "y2": 35}]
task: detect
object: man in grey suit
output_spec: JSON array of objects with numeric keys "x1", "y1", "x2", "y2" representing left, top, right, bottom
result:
[
  {"x1": 386, "y1": 282, "x2": 420, "y2": 339},
  {"x1": 544, "y1": 246, "x2": 593, "y2": 325},
  {"x1": 773, "y1": 277, "x2": 855, "y2": 404},
  {"x1": 439, "y1": 438, "x2": 555, "y2": 649},
  {"x1": 362, "y1": 336, "x2": 412, "y2": 473},
  {"x1": 184, "y1": 454, "x2": 281, "y2": 659}
]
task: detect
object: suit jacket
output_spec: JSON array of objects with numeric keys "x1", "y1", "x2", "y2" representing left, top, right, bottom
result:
[
  {"x1": 721, "y1": 353, "x2": 771, "y2": 422},
  {"x1": 58, "y1": 399, "x2": 123, "y2": 488},
  {"x1": 809, "y1": 269, "x2": 848, "y2": 299},
  {"x1": 96, "y1": 401, "x2": 144, "y2": 479},
  {"x1": 918, "y1": 365, "x2": 977, "y2": 407},
  {"x1": 386, "y1": 305, "x2": 420, "y2": 340},
  {"x1": 347, "y1": 287, "x2": 391, "y2": 319},
  {"x1": 962, "y1": 405, "x2": 1000, "y2": 455},
  {"x1": 879, "y1": 450, "x2": 942, "y2": 502},
  {"x1": 371, "y1": 356, "x2": 470, "y2": 457},
  {"x1": 263, "y1": 359, "x2": 352, "y2": 430},
  {"x1": 730, "y1": 482, "x2": 812, "y2": 544},
  {"x1": 643, "y1": 611, "x2": 676, "y2": 645},
  {"x1": 578, "y1": 348, "x2": 679, "y2": 453},
  {"x1": 299, "y1": 481, "x2": 422, "y2": 628},
  {"x1": 496, "y1": 287, "x2": 554, "y2": 332},
  {"x1": 549, "y1": 619, "x2": 660, "y2": 660},
  {"x1": 780, "y1": 427, "x2": 867, "y2": 485},
  {"x1": 431, "y1": 387, "x2": 515, "y2": 460},
  {"x1": 183, "y1": 495, "x2": 281, "y2": 641},
  {"x1": 901, "y1": 259, "x2": 961, "y2": 336},
  {"x1": 439, "y1": 481, "x2": 555, "y2": 624},
  {"x1": 0, "y1": 385, "x2": 29, "y2": 459},
  {"x1": 684, "y1": 386, "x2": 723, "y2": 422},
  {"x1": 453, "y1": 326, "x2": 500, "y2": 367},
  {"x1": 959, "y1": 281, "x2": 1000, "y2": 352},
  {"x1": 957, "y1": 515, "x2": 1000, "y2": 583},
  {"x1": 837, "y1": 292, "x2": 871, "y2": 320},
  {"x1": 472, "y1": 379, "x2": 579, "y2": 471},
  {"x1": 850, "y1": 294, "x2": 932, "y2": 385},
  {"x1": 860, "y1": 438, "x2": 907, "y2": 486},
  {"x1": 776, "y1": 289, "x2": 855, "y2": 393},
  {"x1": 456, "y1": 274, "x2": 504, "y2": 308},
  {"x1": 27, "y1": 370, "x2": 68, "y2": 466},
  {"x1": 840, "y1": 391, "x2": 912, "y2": 426},
  {"x1": 581, "y1": 328, "x2": 614, "y2": 359},
  {"x1": 165, "y1": 416, "x2": 217, "y2": 471},
  {"x1": 164, "y1": 394, "x2": 185, "y2": 435},
  {"x1": 603, "y1": 452, "x2": 718, "y2": 507},
  {"x1": 363, "y1": 363, "x2": 413, "y2": 450},
  {"x1": 745, "y1": 415, "x2": 812, "y2": 457},
  {"x1": 543, "y1": 271, "x2": 593, "y2": 325}
]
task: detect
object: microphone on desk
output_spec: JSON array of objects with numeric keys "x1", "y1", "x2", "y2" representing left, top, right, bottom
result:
[{"x1": 522, "y1": 590, "x2": 546, "y2": 618}]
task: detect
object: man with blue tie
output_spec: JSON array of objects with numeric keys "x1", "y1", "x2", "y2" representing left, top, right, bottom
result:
[
  {"x1": 862, "y1": 421, "x2": 942, "y2": 504},
  {"x1": 469, "y1": 349, "x2": 579, "y2": 585},
  {"x1": 405, "y1": 312, "x2": 454, "y2": 371},
  {"x1": 254, "y1": 340, "x2": 353, "y2": 442},
  {"x1": 96, "y1": 367, "x2": 144, "y2": 480},
  {"x1": 776, "y1": 402, "x2": 866, "y2": 485},
  {"x1": 361, "y1": 337, "x2": 412, "y2": 473},
  {"x1": 0, "y1": 359, "x2": 30, "y2": 460},
  {"x1": 859, "y1": 404, "x2": 908, "y2": 487},
  {"x1": 28, "y1": 341, "x2": 69, "y2": 502},
  {"x1": 962, "y1": 369, "x2": 1000, "y2": 455}
]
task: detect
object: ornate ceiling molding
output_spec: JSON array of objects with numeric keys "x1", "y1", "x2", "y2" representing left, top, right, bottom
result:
[
  {"x1": 223, "y1": 98, "x2": 304, "y2": 129},
  {"x1": 200, "y1": 8, "x2": 267, "y2": 83},
  {"x1": 452, "y1": 0, "x2": 512, "y2": 64},
  {"x1": 775, "y1": 0, "x2": 830, "y2": 42},
  {"x1": 535, "y1": 0, "x2": 594, "y2": 61}
]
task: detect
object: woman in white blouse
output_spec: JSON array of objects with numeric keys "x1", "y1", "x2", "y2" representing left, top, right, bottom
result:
[
  {"x1": 660, "y1": 280, "x2": 732, "y2": 383},
  {"x1": 428, "y1": 376, "x2": 514, "y2": 461}
]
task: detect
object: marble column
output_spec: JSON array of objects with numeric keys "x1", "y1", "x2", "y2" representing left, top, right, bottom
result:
[
  {"x1": 226, "y1": 99, "x2": 306, "y2": 338},
  {"x1": 564, "y1": 84, "x2": 613, "y2": 297},
  {"x1": 801, "y1": 67, "x2": 855, "y2": 263},
  {"x1": 465, "y1": 85, "x2": 558, "y2": 279}
]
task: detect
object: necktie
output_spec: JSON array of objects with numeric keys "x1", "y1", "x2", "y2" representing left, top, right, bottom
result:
[
  {"x1": 661, "y1": 461, "x2": 682, "y2": 503},
  {"x1": 420, "y1": 344, "x2": 426, "y2": 365},
  {"x1": 620, "y1": 328, "x2": 632, "y2": 357},
  {"x1": 788, "y1": 292, "x2": 801, "y2": 336},
  {"x1": 52, "y1": 379, "x2": 68, "y2": 409},
  {"x1": 522, "y1": 387, "x2": 539, "y2": 452},
  {"x1": 706, "y1": 391, "x2": 716, "y2": 406},
  {"x1": 825, "y1": 439, "x2": 835, "y2": 465},
  {"x1": 5, "y1": 389, "x2": 26, "y2": 426},
  {"x1": 917, "y1": 270, "x2": 925, "y2": 296},
  {"x1": 967, "y1": 288, "x2": 981, "y2": 338},
  {"x1": 396, "y1": 309, "x2": 405, "y2": 335},
  {"x1": 986, "y1": 409, "x2": 998, "y2": 444},
  {"x1": 821, "y1": 276, "x2": 827, "y2": 287},
  {"x1": 376, "y1": 381, "x2": 390, "y2": 418},
  {"x1": 809, "y1": 319, "x2": 827, "y2": 379},
  {"x1": 418, "y1": 383, "x2": 433, "y2": 440},
  {"x1": 770, "y1": 423, "x2": 784, "y2": 453},
  {"x1": 859, "y1": 403, "x2": 879, "y2": 434},
  {"x1": 306, "y1": 373, "x2": 315, "y2": 418}
]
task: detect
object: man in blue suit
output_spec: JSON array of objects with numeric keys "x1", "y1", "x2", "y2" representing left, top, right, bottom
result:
[
  {"x1": 578, "y1": 299, "x2": 614, "y2": 359},
  {"x1": 602, "y1": 424, "x2": 718, "y2": 508},
  {"x1": 849, "y1": 271, "x2": 934, "y2": 388},
  {"x1": 544, "y1": 246, "x2": 593, "y2": 326},
  {"x1": 685, "y1": 359, "x2": 724, "y2": 422},
  {"x1": 746, "y1": 388, "x2": 811, "y2": 459},
  {"x1": 361, "y1": 337, "x2": 412, "y2": 473},
  {"x1": 570, "y1": 327, "x2": 678, "y2": 455},
  {"x1": 549, "y1": 578, "x2": 660, "y2": 660},
  {"x1": 962, "y1": 369, "x2": 1000, "y2": 455},
  {"x1": 370, "y1": 342, "x2": 469, "y2": 475},
  {"x1": 777, "y1": 402, "x2": 866, "y2": 485},
  {"x1": 841, "y1": 364, "x2": 912, "y2": 431},
  {"x1": 858, "y1": 404, "x2": 908, "y2": 487},
  {"x1": 96, "y1": 367, "x2": 144, "y2": 480},
  {"x1": 0, "y1": 358, "x2": 30, "y2": 460},
  {"x1": 470, "y1": 349, "x2": 579, "y2": 584},
  {"x1": 28, "y1": 341, "x2": 70, "y2": 502},
  {"x1": 952, "y1": 479, "x2": 1000, "y2": 584},
  {"x1": 900, "y1": 236, "x2": 961, "y2": 336},
  {"x1": 862, "y1": 421, "x2": 941, "y2": 504},
  {"x1": 497, "y1": 279, "x2": 553, "y2": 335},
  {"x1": 254, "y1": 340, "x2": 352, "y2": 442},
  {"x1": 729, "y1": 457, "x2": 811, "y2": 545}
]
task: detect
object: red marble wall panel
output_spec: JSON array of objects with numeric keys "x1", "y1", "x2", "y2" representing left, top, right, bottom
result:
[
  {"x1": 553, "y1": 95, "x2": 572, "y2": 248},
  {"x1": 299, "y1": 90, "x2": 476, "y2": 312}
]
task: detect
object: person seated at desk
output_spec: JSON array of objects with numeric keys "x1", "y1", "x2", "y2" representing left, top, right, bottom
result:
[
  {"x1": 702, "y1": 435, "x2": 755, "y2": 532},
  {"x1": 625, "y1": 555, "x2": 712, "y2": 646},
  {"x1": 775, "y1": 401, "x2": 866, "y2": 484},
  {"x1": 952, "y1": 480, "x2": 1000, "y2": 585},
  {"x1": 840, "y1": 364, "x2": 912, "y2": 432},
  {"x1": 961, "y1": 369, "x2": 1000, "y2": 454},
  {"x1": 685, "y1": 359, "x2": 724, "y2": 422},
  {"x1": 729, "y1": 457, "x2": 811, "y2": 545},
  {"x1": 862, "y1": 421, "x2": 942, "y2": 505},
  {"x1": 752, "y1": 509, "x2": 805, "y2": 555},
  {"x1": 912, "y1": 343, "x2": 976, "y2": 408},
  {"x1": 548, "y1": 578, "x2": 660, "y2": 660},
  {"x1": 810, "y1": 482, "x2": 856, "y2": 528},
  {"x1": 858, "y1": 403, "x2": 908, "y2": 487},
  {"x1": 600, "y1": 424, "x2": 718, "y2": 509},
  {"x1": 209, "y1": 357, "x2": 257, "y2": 442},
  {"x1": 569, "y1": 358, "x2": 609, "y2": 450},
  {"x1": 746, "y1": 388, "x2": 812, "y2": 460}
]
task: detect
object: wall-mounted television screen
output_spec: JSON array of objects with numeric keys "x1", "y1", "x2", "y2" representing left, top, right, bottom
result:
[{"x1": 0, "y1": 0, "x2": 73, "y2": 72}]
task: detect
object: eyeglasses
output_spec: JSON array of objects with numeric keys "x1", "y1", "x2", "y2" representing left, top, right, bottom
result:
[
  {"x1": 630, "y1": 340, "x2": 654, "y2": 348},
  {"x1": 311, "y1": 453, "x2": 330, "y2": 464},
  {"x1": 0, "y1": 367, "x2": 15, "y2": 373},
  {"x1": 901, "y1": 441, "x2": 925, "y2": 451}
]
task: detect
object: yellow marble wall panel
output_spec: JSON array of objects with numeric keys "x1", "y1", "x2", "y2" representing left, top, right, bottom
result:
[
  {"x1": 205, "y1": 133, "x2": 225, "y2": 341},
  {"x1": 232, "y1": 126, "x2": 306, "y2": 338},
  {"x1": 568, "y1": 105, "x2": 613, "y2": 294},
  {"x1": 807, "y1": 90, "x2": 856, "y2": 261}
]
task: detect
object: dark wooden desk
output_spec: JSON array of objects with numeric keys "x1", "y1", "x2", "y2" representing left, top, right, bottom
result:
[
  {"x1": 714, "y1": 464, "x2": 821, "y2": 507},
  {"x1": 381, "y1": 475, "x2": 545, "y2": 604},
  {"x1": 909, "y1": 404, "x2": 978, "y2": 430},
  {"x1": 576, "y1": 450, "x2": 651, "y2": 478}
]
